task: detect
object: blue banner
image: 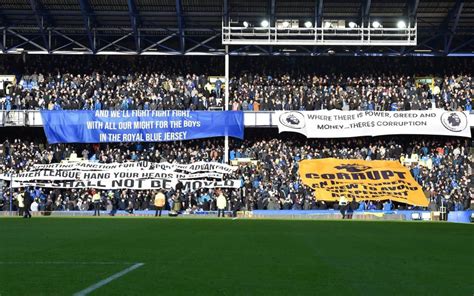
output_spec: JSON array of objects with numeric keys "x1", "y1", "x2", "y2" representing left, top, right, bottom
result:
[{"x1": 41, "y1": 110, "x2": 244, "y2": 143}]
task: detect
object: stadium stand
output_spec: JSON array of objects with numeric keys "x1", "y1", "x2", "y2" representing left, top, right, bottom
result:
[
  {"x1": 1, "y1": 1, "x2": 473, "y2": 295},
  {"x1": 0, "y1": 56, "x2": 471, "y2": 111},
  {"x1": 0, "y1": 1, "x2": 472, "y2": 220},
  {"x1": 1, "y1": 133, "x2": 472, "y2": 213}
]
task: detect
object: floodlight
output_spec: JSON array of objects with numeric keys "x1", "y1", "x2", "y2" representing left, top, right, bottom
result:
[
  {"x1": 243, "y1": 21, "x2": 249, "y2": 28},
  {"x1": 261, "y1": 20, "x2": 269, "y2": 27},
  {"x1": 372, "y1": 21, "x2": 382, "y2": 28},
  {"x1": 304, "y1": 21, "x2": 313, "y2": 28},
  {"x1": 348, "y1": 22, "x2": 357, "y2": 29},
  {"x1": 282, "y1": 21, "x2": 290, "y2": 28},
  {"x1": 324, "y1": 21, "x2": 332, "y2": 29},
  {"x1": 397, "y1": 20, "x2": 407, "y2": 29}
]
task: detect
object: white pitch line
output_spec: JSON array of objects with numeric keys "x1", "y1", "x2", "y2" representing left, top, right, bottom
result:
[
  {"x1": 0, "y1": 261, "x2": 134, "y2": 265},
  {"x1": 73, "y1": 263, "x2": 144, "y2": 296}
]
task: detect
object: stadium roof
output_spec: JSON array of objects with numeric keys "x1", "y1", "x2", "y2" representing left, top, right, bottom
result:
[{"x1": 0, "y1": 0, "x2": 473, "y2": 56}]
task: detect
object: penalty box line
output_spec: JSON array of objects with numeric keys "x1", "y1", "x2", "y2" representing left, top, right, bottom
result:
[{"x1": 73, "y1": 262, "x2": 145, "y2": 296}]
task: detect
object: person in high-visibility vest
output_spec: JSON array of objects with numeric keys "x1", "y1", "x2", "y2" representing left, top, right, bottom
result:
[
  {"x1": 338, "y1": 195, "x2": 348, "y2": 219},
  {"x1": 92, "y1": 190, "x2": 101, "y2": 216},
  {"x1": 217, "y1": 191, "x2": 227, "y2": 218},
  {"x1": 154, "y1": 190, "x2": 166, "y2": 217},
  {"x1": 17, "y1": 192, "x2": 25, "y2": 217}
]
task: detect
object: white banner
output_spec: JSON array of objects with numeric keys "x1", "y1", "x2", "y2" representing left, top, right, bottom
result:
[
  {"x1": 0, "y1": 170, "x2": 224, "y2": 182},
  {"x1": 276, "y1": 110, "x2": 471, "y2": 138},
  {"x1": 7, "y1": 161, "x2": 240, "y2": 192},
  {"x1": 31, "y1": 161, "x2": 237, "y2": 174},
  {"x1": 11, "y1": 178, "x2": 241, "y2": 191}
]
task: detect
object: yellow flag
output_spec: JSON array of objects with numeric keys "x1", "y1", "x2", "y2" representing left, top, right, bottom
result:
[{"x1": 299, "y1": 158, "x2": 428, "y2": 206}]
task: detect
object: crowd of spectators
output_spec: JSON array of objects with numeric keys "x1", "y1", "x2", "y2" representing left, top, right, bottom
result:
[
  {"x1": 0, "y1": 56, "x2": 472, "y2": 214},
  {"x1": 0, "y1": 55, "x2": 472, "y2": 112},
  {"x1": 1, "y1": 134, "x2": 472, "y2": 213}
]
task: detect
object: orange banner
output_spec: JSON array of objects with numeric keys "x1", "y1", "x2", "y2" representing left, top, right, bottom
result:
[{"x1": 299, "y1": 158, "x2": 428, "y2": 206}]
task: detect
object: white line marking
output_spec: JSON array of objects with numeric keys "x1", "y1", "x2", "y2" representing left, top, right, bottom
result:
[
  {"x1": 73, "y1": 263, "x2": 144, "y2": 296},
  {"x1": 0, "y1": 262, "x2": 133, "y2": 265}
]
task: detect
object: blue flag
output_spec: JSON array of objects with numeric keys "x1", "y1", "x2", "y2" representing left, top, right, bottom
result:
[{"x1": 41, "y1": 110, "x2": 244, "y2": 143}]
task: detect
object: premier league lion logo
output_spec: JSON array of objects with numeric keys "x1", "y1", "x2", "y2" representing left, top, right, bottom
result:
[
  {"x1": 335, "y1": 164, "x2": 371, "y2": 172},
  {"x1": 286, "y1": 114, "x2": 300, "y2": 125},
  {"x1": 447, "y1": 113, "x2": 461, "y2": 127},
  {"x1": 278, "y1": 112, "x2": 306, "y2": 129},
  {"x1": 441, "y1": 112, "x2": 467, "y2": 132}
]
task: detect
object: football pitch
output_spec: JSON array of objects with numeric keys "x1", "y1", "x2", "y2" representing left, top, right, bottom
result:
[{"x1": 0, "y1": 217, "x2": 472, "y2": 296}]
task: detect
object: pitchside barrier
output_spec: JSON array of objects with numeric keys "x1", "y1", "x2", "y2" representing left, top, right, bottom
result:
[
  {"x1": 2, "y1": 210, "x2": 472, "y2": 223},
  {"x1": 250, "y1": 210, "x2": 472, "y2": 223}
]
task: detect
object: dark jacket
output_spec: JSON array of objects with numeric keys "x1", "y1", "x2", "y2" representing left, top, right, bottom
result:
[{"x1": 24, "y1": 191, "x2": 32, "y2": 208}]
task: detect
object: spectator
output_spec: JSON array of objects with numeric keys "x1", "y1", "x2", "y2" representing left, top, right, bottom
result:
[
  {"x1": 217, "y1": 190, "x2": 227, "y2": 217},
  {"x1": 0, "y1": 55, "x2": 471, "y2": 112},
  {"x1": 0, "y1": 133, "x2": 471, "y2": 212},
  {"x1": 154, "y1": 190, "x2": 166, "y2": 217}
]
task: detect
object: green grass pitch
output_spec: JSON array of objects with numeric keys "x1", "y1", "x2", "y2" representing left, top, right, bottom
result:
[{"x1": 0, "y1": 217, "x2": 472, "y2": 296}]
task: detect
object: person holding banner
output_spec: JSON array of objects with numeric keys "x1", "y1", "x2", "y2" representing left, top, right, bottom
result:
[
  {"x1": 154, "y1": 190, "x2": 166, "y2": 217},
  {"x1": 92, "y1": 190, "x2": 101, "y2": 216}
]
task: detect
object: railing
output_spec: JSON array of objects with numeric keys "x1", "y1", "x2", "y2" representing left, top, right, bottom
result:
[
  {"x1": 0, "y1": 111, "x2": 29, "y2": 126},
  {"x1": 0, "y1": 110, "x2": 473, "y2": 128}
]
